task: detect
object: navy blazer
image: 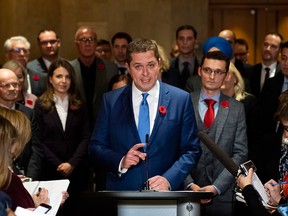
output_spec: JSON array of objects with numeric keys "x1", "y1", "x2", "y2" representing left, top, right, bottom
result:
[{"x1": 89, "y1": 82, "x2": 201, "y2": 190}]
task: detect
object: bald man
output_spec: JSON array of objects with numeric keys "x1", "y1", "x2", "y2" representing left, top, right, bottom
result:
[
  {"x1": 70, "y1": 26, "x2": 118, "y2": 130},
  {"x1": 0, "y1": 68, "x2": 43, "y2": 180},
  {"x1": 70, "y1": 26, "x2": 118, "y2": 191}
]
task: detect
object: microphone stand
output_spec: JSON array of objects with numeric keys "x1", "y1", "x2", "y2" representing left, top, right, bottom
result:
[{"x1": 141, "y1": 134, "x2": 156, "y2": 192}]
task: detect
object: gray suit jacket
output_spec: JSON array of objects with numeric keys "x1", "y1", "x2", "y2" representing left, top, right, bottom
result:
[
  {"x1": 27, "y1": 58, "x2": 47, "y2": 74},
  {"x1": 69, "y1": 58, "x2": 118, "y2": 128},
  {"x1": 187, "y1": 92, "x2": 248, "y2": 202},
  {"x1": 27, "y1": 68, "x2": 47, "y2": 97}
]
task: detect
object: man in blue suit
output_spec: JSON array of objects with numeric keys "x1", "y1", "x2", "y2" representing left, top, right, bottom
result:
[{"x1": 89, "y1": 38, "x2": 201, "y2": 191}]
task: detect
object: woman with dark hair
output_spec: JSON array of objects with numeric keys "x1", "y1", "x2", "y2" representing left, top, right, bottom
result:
[{"x1": 34, "y1": 58, "x2": 91, "y2": 215}]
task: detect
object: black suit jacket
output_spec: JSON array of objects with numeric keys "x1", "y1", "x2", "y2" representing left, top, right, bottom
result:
[
  {"x1": 249, "y1": 61, "x2": 281, "y2": 99},
  {"x1": 250, "y1": 71, "x2": 284, "y2": 182},
  {"x1": 34, "y1": 101, "x2": 91, "y2": 191},
  {"x1": 14, "y1": 103, "x2": 43, "y2": 180},
  {"x1": 162, "y1": 56, "x2": 199, "y2": 90}
]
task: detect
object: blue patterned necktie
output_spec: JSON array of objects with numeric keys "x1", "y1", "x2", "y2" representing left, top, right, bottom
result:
[{"x1": 138, "y1": 93, "x2": 150, "y2": 151}]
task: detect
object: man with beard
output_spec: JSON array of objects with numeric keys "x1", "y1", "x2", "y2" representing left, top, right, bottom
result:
[
  {"x1": 0, "y1": 68, "x2": 43, "y2": 180},
  {"x1": 249, "y1": 32, "x2": 284, "y2": 99}
]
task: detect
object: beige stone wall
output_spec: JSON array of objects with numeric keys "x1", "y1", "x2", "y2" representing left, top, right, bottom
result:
[{"x1": 0, "y1": 0, "x2": 209, "y2": 64}]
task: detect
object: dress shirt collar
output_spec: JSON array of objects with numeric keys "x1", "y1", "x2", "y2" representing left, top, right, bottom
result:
[
  {"x1": 262, "y1": 61, "x2": 277, "y2": 73},
  {"x1": 178, "y1": 55, "x2": 194, "y2": 65},
  {"x1": 53, "y1": 94, "x2": 69, "y2": 110},
  {"x1": 132, "y1": 80, "x2": 159, "y2": 100},
  {"x1": 42, "y1": 57, "x2": 52, "y2": 69},
  {"x1": 0, "y1": 103, "x2": 15, "y2": 109},
  {"x1": 199, "y1": 89, "x2": 220, "y2": 104}
]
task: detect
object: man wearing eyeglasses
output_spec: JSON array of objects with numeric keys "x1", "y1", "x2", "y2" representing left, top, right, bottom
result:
[
  {"x1": 4, "y1": 36, "x2": 46, "y2": 97},
  {"x1": 70, "y1": 26, "x2": 118, "y2": 191},
  {"x1": 185, "y1": 51, "x2": 248, "y2": 216},
  {"x1": 27, "y1": 29, "x2": 61, "y2": 74},
  {"x1": 0, "y1": 68, "x2": 43, "y2": 181}
]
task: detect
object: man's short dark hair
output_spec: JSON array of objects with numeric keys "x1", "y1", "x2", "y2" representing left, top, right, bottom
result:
[
  {"x1": 176, "y1": 25, "x2": 197, "y2": 39},
  {"x1": 37, "y1": 29, "x2": 59, "y2": 42},
  {"x1": 265, "y1": 32, "x2": 284, "y2": 48},
  {"x1": 235, "y1": 38, "x2": 249, "y2": 51},
  {"x1": 111, "y1": 32, "x2": 132, "y2": 45},
  {"x1": 200, "y1": 50, "x2": 230, "y2": 73},
  {"x1": 97, "y1": 39, "x2": 111, "y2": 46},
  {"x1": 126, "y1": 38, "x2": 160, "y2": 65},
  {"x1": 281, "y1": 41, "x2": 288, "y2": 52}
]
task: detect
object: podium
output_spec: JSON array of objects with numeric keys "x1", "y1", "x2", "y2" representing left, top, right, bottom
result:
[{"x1": 79, "y1": 190, "x2": 213, "y2": 216}]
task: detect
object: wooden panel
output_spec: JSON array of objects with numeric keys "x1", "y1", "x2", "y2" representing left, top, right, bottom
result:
[
  {"x1": 210, "y1": 8, "x2": 256, "y2": 64},
  {"x1": 278, "y1": 11, "x2": 288, "y2": 41},
  {"x1": 209, "y1": 4, "x2": 288, "y2": 64}
]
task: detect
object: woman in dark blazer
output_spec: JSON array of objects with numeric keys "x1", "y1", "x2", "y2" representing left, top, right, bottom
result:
[{"x1": 34, "y1": 59, "x2": 91, "y2": 216}]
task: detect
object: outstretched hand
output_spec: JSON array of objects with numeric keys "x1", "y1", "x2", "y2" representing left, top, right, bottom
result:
[{"x1": 122, "y1": 143, "x2": 146, "y2": 169}]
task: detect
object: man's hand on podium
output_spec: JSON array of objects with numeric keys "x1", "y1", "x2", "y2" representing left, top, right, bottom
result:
[{"x1": 148, "y1": 175, "x2": 170, "y2": 191}]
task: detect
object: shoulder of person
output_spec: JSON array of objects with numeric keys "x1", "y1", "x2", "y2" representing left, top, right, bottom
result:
[
  {"x1": 27, "y1": 59, "x2": 38, "y2": 67},
  {"x1": 221, "y1": 94, "x2": 243, "y2": 108}
]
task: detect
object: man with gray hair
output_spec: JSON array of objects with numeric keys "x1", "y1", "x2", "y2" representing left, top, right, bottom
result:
[{"x1": 4, "y1": 36, "x2": 46, "y2": 96}]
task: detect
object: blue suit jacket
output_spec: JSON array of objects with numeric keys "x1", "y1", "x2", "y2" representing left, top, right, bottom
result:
[{"x1": 89, "y1": 82, "x2": 201, "y2": 190}]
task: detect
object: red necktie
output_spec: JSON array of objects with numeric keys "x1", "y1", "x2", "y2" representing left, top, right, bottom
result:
[{"x1": 204, "y1": 99, "x2": 216, "y2": 128}]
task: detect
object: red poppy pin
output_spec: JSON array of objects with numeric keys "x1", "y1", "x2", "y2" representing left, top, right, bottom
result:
[
  {"x1": 98, "y1": 64, "x2": 105, "y2": 70},
  {"x1": 159, "y1": 106, "x2": 167, "y2": 115},
  {"x1": 26, "y1": 100, "x2": 33, "y2": 105},
  {"x1": 221, "y1": 100, "x2": 229, "y2": 108},
  {"x1": 33, "y1": 75, "x2": 39, "y2": 81},
  {"x1": 69, "y1": 105, "x2": 77, "y2": 110}
]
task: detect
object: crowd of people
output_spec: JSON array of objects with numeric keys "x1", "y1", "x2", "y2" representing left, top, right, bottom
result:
[{"x1": 0, "y1": 24, "x2": 287, "y2": 216}]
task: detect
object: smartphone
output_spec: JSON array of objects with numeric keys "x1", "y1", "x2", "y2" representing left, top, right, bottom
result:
[
  {"x1": 240, "y1": 160, "x2": 257, "y2": 176},
  {"x1": 33, "y1": 203, "x2": 52, "y2": 214},
  {"x1": 278, "y1": 204, "x2": 288, "y2": 216}
]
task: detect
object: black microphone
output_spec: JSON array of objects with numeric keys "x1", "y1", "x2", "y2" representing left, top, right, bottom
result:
[
  {"x1": 197, "y1": 131, "x2": 239, "y2": 177},
  {"x1": 140, "y1": 135, "x2": 156, "y2": 192},
  {"x1": 144, "y1": 134, "x2": 150, "y2": 190}
]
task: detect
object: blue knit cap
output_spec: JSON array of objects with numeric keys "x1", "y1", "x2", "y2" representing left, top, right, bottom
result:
[{"x1": 202, "y1": 36, "x2": 233, "y2": 59}]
